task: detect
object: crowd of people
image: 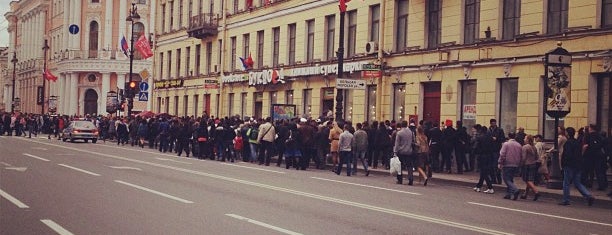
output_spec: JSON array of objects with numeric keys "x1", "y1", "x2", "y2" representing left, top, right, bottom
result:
[{"x1": 1, "y1": 111, "x2": 610, "y2": 206}]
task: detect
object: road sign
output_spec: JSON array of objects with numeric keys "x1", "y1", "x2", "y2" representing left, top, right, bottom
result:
[
  {"x1": 139, "y1": 82, "x2": 149, "y2": 91},
  {"x1": 138, "y1": 92, "x2": 149, "y2": 101},
  {"x1": 336, "y1": 78, "x2": 366, "y2": 90},
  {"x1": 361, "y1": 70, "x2": 382, "y2": 78},
  {"x1": 69, "y1": 24, "x2": 79, "y2": 34},
  {"x1": 362, "y1": 64, "x2": 381, "y2": 71}
]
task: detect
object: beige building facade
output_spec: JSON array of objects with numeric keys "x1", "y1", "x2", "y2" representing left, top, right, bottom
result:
[
  {"x1": 153, "y1": 0, "x2": 612, "y2": 138},
  {"x1": 4, "y1": 0, "x2": 154, "y2": 116}
]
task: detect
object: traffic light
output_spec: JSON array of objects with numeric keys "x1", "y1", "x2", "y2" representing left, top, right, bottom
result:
[{"x1": 124, "y1": 81, "x2": 140, "y2": 98}]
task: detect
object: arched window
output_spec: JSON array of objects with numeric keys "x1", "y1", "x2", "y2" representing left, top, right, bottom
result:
[
  {"x1": 132, "y1": 22, "x2": 146, "y2": 60},
  {"x1": 89, "y1": 21, "x2": 99, "y2": 58}
]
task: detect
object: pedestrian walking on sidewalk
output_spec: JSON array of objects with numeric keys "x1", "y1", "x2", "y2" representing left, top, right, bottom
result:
[
  {"x1": 394, "y1": 121, "x2": 415, "y2": 185},
  {"x1": 473, "y1": 125, "x2": 494, "y2": 194},
  {"x1": 415, "y1": 125, "x2": 430, "y2": 186},
  {"x1": 520, "y1": 135, "x2": 541, "y2": 201},
  {"x1": 352, "y1": 123, "x2": 370, "y2": 176},
  {"x1": 559, "y1": 127, "x2": 595, "y2": 206},
  {"x1": 498, "y1": 132, "x2": 522, "y2": 200},
  {"x1": 335, "y1": 124, "x2": 353, "y2": 176}
]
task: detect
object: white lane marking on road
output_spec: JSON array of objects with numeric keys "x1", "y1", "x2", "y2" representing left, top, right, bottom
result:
[
  {"x1": 221, "y1": 163, "x2": 286, "y2": 174},
  {"x1": 114, "y1": 180, "x2": 194, "y2": 204},
  {"x1": 155, "y1": 157, "x2": 192, "y2": 164},
  {"x1": 0, "y1": 189, "x2": 30, "y2": 208},
  {"x1": 468, "y1": 202, "x2": 612, "y2": 227},
  {"x1": 40, "y1": 219, "x2": 74, "y2": 235},
  {"x1": 226, "y1": 214, "x2": 303, "y2": 235},
  {"x1": 311, "y1": 177, "x2": 421, "y2": 195},
  {"x1": 0, "y1": 162, "x2": 12, "y2": 166},
  {"x1": 5, "y1": 167, "x2": 28, "y2": 172},
  {"x1": 25, "y1": 139, "x2": 512, "y2": 235},
  {"x1": 58, "y1": 164, "x2": 101, "y2": 176},
  {"x1": 32, "y1": 147, "x2": 48, "y2": 150},
  {"x1": 55, "y1": 154, "x2": 75, "y2": 156},
  {"x1": 108, "y1": 166, "x2": 143, "y2": 171},
  {"x1": 23, "y1": 153, "x2": 50, "y2": 162}
]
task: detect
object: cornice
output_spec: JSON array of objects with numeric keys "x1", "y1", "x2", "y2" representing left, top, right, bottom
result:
[{"x1": 55, "y1": 60, "x2": 152, "y2": 74}]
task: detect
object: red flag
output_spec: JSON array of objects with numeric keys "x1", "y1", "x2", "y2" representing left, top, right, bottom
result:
[
  {"x1": 339, "y1": 0, "x2": 352, "y2": 12},
  {"x1": 134, "y1": 34, "x2": 154, "y2": 59},
  {"x1": 44, "y1": 68, "x2": 58, "y2": 82},
  {"x1": 246, "y1": 53, "x2": 254, "y2": 69}
]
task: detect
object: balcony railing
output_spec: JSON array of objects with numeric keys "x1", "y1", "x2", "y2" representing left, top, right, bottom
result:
[{"x1": 187, "y1": 13, "x2": 219, "y2": 39}]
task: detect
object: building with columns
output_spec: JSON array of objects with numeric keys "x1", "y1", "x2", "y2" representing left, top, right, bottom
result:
[
  {"x1": 0, "y1": 47, "x2": 8, "y2": 112},
  {"x1": 3, "y1": 0, "x2": 154, "y2": 116}
]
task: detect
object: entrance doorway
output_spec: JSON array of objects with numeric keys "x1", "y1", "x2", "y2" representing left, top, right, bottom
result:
[
  {"x1": 598, "y1": 73, "x2": 611, "y2": 135},
  {"x1": 84, "y1": 89, "x2": 98, "y2": 115},
  {"x1": 422, "y1": 82, "x2": 441, "y2": 125}
]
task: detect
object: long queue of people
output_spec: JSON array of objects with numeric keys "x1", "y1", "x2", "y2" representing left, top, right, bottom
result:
[{"x1": 2, "y1": 111, "x2": 610, "y2": 206}]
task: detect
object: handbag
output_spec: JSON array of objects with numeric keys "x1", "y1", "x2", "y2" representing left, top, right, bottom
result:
[
  {"x1": 197, "y1": 137, "x2": 207, "y2": 142},
  {"x1": 390, "y1": 155, "x2": 402, "y2": 175}
]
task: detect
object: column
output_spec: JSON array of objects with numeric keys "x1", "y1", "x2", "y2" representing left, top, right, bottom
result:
[
  {"x1": 74, "y1": 0, "x2": 82, "y2": 51},
  {"x1": 64, "y1": 0, "x2": 70, "y2": 50},
  {"x1": 119, "y1": 1, "x2": 127, "y2": 45},
  {"x1": 62, "y1": 73, "x2": 70, "y2": 115},
  {"x1": 104, "y1": 0, "x2": 113, "y2": 50},
  {"x1": 69, "y1": 73, "x2": 78, "y2": 115},
  {"x1": 99, "y1": 73, "x2": 111, "y2": 115}
]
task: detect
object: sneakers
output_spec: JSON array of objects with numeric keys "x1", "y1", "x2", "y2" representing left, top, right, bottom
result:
[
  {"x1": 473, "y1": 187, "x2": 481, "y2": 192},
  {"x1": 483, "y1": 189, "x2": 495, "y2": 194}
]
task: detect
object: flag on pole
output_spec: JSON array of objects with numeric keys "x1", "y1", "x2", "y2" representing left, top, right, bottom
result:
[
  {"x1": 120, "y1": 35, "x2": 129, "y2": 57},
  {"x1": 43, "y1": 68, "x2": 58, "y2": 82},
  {"x1": 134, "y1": 34, "x2": 154, "y2": 59},
  {"x1": 238, "y1": 56, "x2": 249, "y2": 70},
  {"x1": 246, "y1": 53, "x2": 254, "y2": 68}
]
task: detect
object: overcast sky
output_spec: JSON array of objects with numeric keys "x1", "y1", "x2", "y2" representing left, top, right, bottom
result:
[{"x1": 0, "y1": 0, "x2": 10, "y2": 47}]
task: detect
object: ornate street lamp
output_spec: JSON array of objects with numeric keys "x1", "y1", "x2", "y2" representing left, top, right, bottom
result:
[
  {"x1": 10, "y1": 51, "x2": 17, "y2": 113},
  {"x1": 41, "y1": 39, "x2": 49, "y2": 114},
  {"x1": 126, "y1": 2, "x2": 140, "y2": 117},
  {"x1": 335, "y1": 0, "x2": 348, "y2": 124}
]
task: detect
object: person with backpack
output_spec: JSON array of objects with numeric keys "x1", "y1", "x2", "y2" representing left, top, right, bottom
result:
[{"x1": 246, "y1": 123, "x2": 260, "y2": 163}]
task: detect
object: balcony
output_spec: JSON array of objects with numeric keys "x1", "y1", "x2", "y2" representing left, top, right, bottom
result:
[{"x1": 187, "y1": 14, "x2": 219, "y2": 39}]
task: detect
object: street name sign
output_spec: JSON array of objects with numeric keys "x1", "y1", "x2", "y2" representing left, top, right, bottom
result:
[{"x1": 336, "y1": 78, "x2": 366, "y2": 90}]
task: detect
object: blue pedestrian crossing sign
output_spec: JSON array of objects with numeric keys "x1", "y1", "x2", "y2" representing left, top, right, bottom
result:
[
  {"x1": 139, "y1": 82, "x2": 149, "y2": 91},
  {"x1": 138, "y1": 92, "x2": 149, "y2": 101}
]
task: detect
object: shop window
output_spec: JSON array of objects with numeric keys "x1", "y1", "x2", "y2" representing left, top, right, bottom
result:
[
  {"x1": 460, "y1": 80, "x2": 477, "y2": 131},
  {"x1": 228, "y1": 93, "x2": 234, "y2": 116},
  {"x1": 343, "y1": 90, "x2": 354, "y2": 122},
  {"x1": 597, "y1": 74, "x2": 611, "y2": 136},
  {"x1": 285, "y1": 90, "x2": 294, "y2": 105},
  {"x1": 270, "y1": 91, "x2": 278, "y2": 106},
  {"x1": 366, "y1": 85, "x2": 377, "y2": 122},
  {"x1": 543, "y1": 114, "x2": 564, "y2": 140},
  {"x1": 498, "y1": 78, "x2": 518, "y2": 135},
  {"x1": 303, "y1": 89, "x2": 312, "y2": 118},
  {"x1": 392, "y1": 84, "x2": 406, "y2": 122},
  {"x1": 322, "y1": 88, "x2": 335, "y2": 119}
]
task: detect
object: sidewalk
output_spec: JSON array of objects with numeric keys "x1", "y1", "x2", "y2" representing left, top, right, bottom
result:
[{"x1": 362, "y1": 166, "x2": 612, "y2": 207}]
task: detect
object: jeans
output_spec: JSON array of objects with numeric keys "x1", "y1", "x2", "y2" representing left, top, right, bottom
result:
[
  {"x1": 502, "y1": 167, "x2": 519, "y2": 196},
  {"x1": 352, "y1": 150, "x2": 369, "y2": 174},
  {"x1": 249, "y1": 143, "x2": 258, "y2": 162},
  {"x1": 336, "y1": 151, "x2": 352, "y2": 175},
  {"x1": 562, "y1": 167, "x2": 592, "y2": 203}
]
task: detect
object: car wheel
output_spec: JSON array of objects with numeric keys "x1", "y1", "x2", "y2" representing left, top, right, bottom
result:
[{"x1": 92, "y1": 139, "x2": 97, "y2": 144}]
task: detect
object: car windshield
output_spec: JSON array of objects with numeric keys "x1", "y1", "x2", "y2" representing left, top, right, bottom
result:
[{"x1": 73, "y1": 121, "x2": 96, "y2": 129}]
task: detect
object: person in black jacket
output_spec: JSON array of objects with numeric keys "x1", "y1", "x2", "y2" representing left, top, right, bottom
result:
[
  {"x1": 176, "y1": 119, "x2": 191, "y2": 157},
  {"x1": 581, "y1": 124, "x2": 607, "y2": 191},
  {"x1": 488, "y1": 119, "x2": 506, "y2": 184},
  {"x1": 428, "y1": 122, "x2": 442, "y2": 173},
  {"x1": 559, "y1": 127, "x2": 595, "y2": 206},
  {"x1": 441, "y1": 120, "x2": 456, "y2": 173},
  {"x1": 455, "y1": 120, "x2": 470, "y2": 174},
  {"x1": 473, "y1": 125, "x2": 495, "y2": 194}
]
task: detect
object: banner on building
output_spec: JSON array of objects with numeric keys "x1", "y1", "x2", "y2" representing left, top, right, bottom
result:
[
  {"x1": 154, "y1": 79, "x2": 184, "y2": 89},
  {"x1": 204, "y1": 80, "x2": 220, "y2": 89},
  {"x1": 37, "y1": 86, "x2": 44, "y2": 105},
  {"x1": 135, "y1": 34, "x2": 153, "y2": 59}
]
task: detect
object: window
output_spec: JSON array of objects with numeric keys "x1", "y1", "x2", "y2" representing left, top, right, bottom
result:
[
  {"x1": 194, "y1": 94, "x2": 199, "y2": 116},
  {"x1": 137, "y1": 0, "x2": 146, "y2": 4},
  {"x1": 427, "y1": 0, "x2": 442, "y2": 49},
  {"x1": 170, "y1": 1, "x2": 174, "y2": 30},
  {"x1": 547, "y1": 0, "x2": 568, "y2": 34},
  {"x1": 176, "y1": 48, "x2": 181, "y2": 77},
  {"x1": 218, "y1": 39, "x2": 223, "y2": 68},
  {"x1": 303, "y1": 89, "x2": 312, "y2": 117},
  {"x1": 241, "y1": 93, "x2": 247, "y2": 118},
  {"x1": 195, "y1": 44, "x2": 201, "y2": 75},
  {"x1": 502, "y1": 0, "x2": 521, "y2": 40},
  {"x1": 257, "y1": 30, "x2": 264, "y2": 68},
  {"x1": 159, "y1": 53, "x2": 164, "y2": 79},
  {"x1": 91, "y1": 0, "x2": 100, "y2": 3},
  {"x1": 343, "y1": 90, "x2": 354, "y2": 121},
  {"x1": 306, "y1": 20, "x2": 315, "y2": 62},
  {"x1": 499, "y1": 78, "x2": 518, "y2": 135},
  {"x1": 464, "y1": 0, "x2": 480, "y2": 44},
  {"x1": 347, "y1": 10, "x2": 357, "y2": 57},
  {"x1": 209, "y1": 1, "x2": 214, "y2": 15},
  {"x1": 371, "y1": 4, "x2": 380, "y2": 42},
  {"x1": 89, "y1": 21, "x2": 99, "y2": 58},
  {"x1": 183, "y1": 95, "x2": 189, "y2": 117},
  {"x1": 243, "y1": 33, "x2": 250, "y2": 60},
  {"x1": 367, "y1": 85, "x2": 377, "y2": 122},
  {"x1": 179, "y1": 0, "x2": 183, "y2": 28},
  {"x1": 460, "y1": 80, "x2": 477, "y2": 131},
  {"x1": 174, "y1": 96, "x2": 179, "y2": 115},
  {"x1": 395, "y1": 1, "x2": 408, "y2": 52},
  {"x1": 230, "y1": 37, "x2": 236, "y2": 71},
  {"x1": 161, "y1": 4, "x2": 166, "y2": 33},
  {"x1": 602, "y1": 0, "x2": 612, "y2": 28},
  {"x1": 228, "y1": 93, "x2": 234, "y2": 116},
  {"x1": 165, "y1": 97, "x2": 170, "y2": 113},
  {"x1": 392, "y1": 84, "x2": 406, "y2": 122},
  {"x1": 186, "y1": 46, "x2": 191, "y2": 76},
  {"x1": 326, "y1": 15, "x2": 336, "y2": 60},
  {"x1": 270, "y1": 91, "x2": 278, "y2": 107},
  {"x1": 234, "y1": 0, "x2": 239, "y2": 14},
  {"x1": 288, "y1": 24, "x2": 296, "y2": 65},
  {"x1": 157, "y1": 97, "x2": 162, "y2": 113},
  {"x1": 285, "y1": 90, "x2": 294, "y2": 105},
  {"x1": 167, "y1": 51, "x2": 172, "y2": 78},
  {"x1": 272, "y1": 27, "x2": 280, "y2": 67},
  {"x1": 206, "y1": 42, "x2": 212, "y2": 74},
  {"x1": 597, "y1": 74, "x2": 611, "y2": 138},
  {"x1": 189, "y1": 0, "x2": 193, "y2": 19}
]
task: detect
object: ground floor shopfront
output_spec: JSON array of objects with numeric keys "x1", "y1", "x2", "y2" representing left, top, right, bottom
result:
[{"x1": 152, "y1": 56, "x2": 612, "y2": 140}]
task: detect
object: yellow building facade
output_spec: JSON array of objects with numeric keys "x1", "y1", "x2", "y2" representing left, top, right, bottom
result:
[{"x1": 153, "y1": 0, "x2": 612, "y2": 139}]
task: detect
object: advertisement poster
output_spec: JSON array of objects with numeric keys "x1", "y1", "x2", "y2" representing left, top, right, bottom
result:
[
  {"x1": 271, "y1": 104, "x2": 296, "y2": 121},
  {"x1": 48, "y1": 96, "x2": 58, "y2": 113},
  {"x1": 462, "y1": 105, "x2": 477, "y2": 120},
  {"x1": 545, "y1": 66, "x2": 571, "y2": 113},
  {"x1": 106, "y1": 91, "x2": 118, "y2": 114}
]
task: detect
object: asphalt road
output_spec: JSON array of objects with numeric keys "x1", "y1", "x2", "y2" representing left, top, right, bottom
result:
[{"x1": 1, "y1": 136, "x2": 610, "y2": 235}]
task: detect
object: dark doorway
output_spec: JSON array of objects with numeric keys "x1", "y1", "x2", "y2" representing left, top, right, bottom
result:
[
  {"x1": 423, "y1": 82, "x2": 441, "y2": 125},
  {"x1": 84, "y1": 89, "x2": 98, "y2": 115}
]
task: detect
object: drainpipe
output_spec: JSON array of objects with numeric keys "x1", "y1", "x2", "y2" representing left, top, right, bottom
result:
[{"x1": 376, "y1": 0, "x2": 386, "y2": 121}]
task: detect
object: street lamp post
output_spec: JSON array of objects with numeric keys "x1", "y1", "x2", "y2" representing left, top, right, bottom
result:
[
  {"x1": 10, "y1": 51, "x2": 17, "y2": 114},
  {"x1": 335, "y1": 0, "x2": 348, "y2": 124},
  {"x1": 41, "y1": 39, "x2": 49, "y2": 115},
  {"x1": 126, "y1": 3, "x2": 140, "y2": 117}
]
